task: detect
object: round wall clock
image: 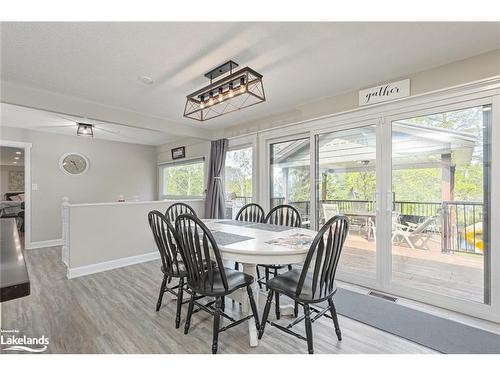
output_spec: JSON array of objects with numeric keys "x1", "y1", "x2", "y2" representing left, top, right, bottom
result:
[{"x1": 59, "y1": 152, "x2": 90, "y2": 175}]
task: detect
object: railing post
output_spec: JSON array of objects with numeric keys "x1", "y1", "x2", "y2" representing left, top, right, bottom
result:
[{"x1": 441, "y1": 202, "x2": 449, "y2": 253}]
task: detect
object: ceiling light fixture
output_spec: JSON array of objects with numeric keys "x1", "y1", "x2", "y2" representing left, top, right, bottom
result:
[
  {"x1": 77, "y1": 123, "x2": 94, "y2": 137},
  {"x1": 184, "y1": 60, "x2": 265, "y2": 121},
  {"x1": 15, "y1": 151, "x2": 22, "y2": 155},
  {"x1": 14, "y1": 157, "x2": 20, "y2": 160}
]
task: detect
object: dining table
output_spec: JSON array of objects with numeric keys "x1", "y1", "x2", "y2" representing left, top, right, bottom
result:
[{"x1": 202, "y1": 219, "x2": 317, "y2": 347}]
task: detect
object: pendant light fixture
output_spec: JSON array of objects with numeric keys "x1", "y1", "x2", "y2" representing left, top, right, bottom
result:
[
  {"x1": 184, "y1": 60, "x2": 265, "y2": 121},
  {"x1": 76, "y1": 123, "x2": 94, "y2": 137}
]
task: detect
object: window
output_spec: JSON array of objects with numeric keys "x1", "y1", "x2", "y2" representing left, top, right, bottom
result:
[
  {"x1": 224, "y1": 146, "x2": 253, "y2": 219},
  {"x1": 159, "y1": 157, "x2": 205, "y2": 198}
]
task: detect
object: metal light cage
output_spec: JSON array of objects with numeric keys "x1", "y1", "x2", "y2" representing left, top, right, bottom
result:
[
  {"x1": 76, "y1": 123, "x2": 94, "y2": 137},
  {"x1": 184, "y1": 66, "x2": 265, "y2": 121}
]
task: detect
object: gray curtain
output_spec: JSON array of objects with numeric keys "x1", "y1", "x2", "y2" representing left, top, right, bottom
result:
[{"x1": 205, "y1": 138, "x2": 229, "y2": 219}]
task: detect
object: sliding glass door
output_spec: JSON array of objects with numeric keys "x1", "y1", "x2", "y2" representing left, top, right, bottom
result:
[
  {"x1": 266, "y1": 99, "x2": 495, "y2": 318},
  {"x1": 390, "y1": 105, "x2": 491, "y2": 304},
  {"x1": 225, "y1": 146, "x2": 253, "y2": 219},
  {"x1": 270, "y1": 137, "x2": 311, "y2": 227},
  {"x1": 315, "y1": 125, "x2": 378, "y2": 278}
]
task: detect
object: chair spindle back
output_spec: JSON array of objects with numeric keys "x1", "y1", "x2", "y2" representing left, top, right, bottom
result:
[
  {"x1": 235, "y1": 203, "x2": 265, "y2": 223},
  {"x1": 148, "y1": 210, "x2": 183, "y2": 275},
  {"x1": 297, "y1": 215, "x2": 349, "y2": 300},
  {"x1": 175, "y1": 214, "x2": 228, "y2": 292},
  {"x1": 265, "y1": 204, "x2": 302, "y2": 227}
]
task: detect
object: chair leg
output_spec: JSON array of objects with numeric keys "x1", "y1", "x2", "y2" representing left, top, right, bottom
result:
[
  {"x1": 212, "y1": 297, "x2": 222, "y2": 354},
  {"x1": 304, "y1": 304, "x2": 314, "y2": 354},
  {"x1": 246, "y1": 285, "x2": 260, "y2": 331},
  {"x1": 328, "y1": 298, "x2": 342, "y2": 341},
  {"x1": 258, "y1": 291, "x2": 274, "y2": 339},
  {"x1": 175, "y1": 278, "x2": 184, "y2": 328},
  {"x1": 275, "y1": 291, "x2": 281, "y2": 320},
  {"x1": 294, "y1": 301, "x2": 299, "y2": 318},
  {"x1": 256, "y1": 266, "x2": 262, "y2": 289},
  {"x1": 184, "y1": 293, "x2": 196, "y2": 334},
  {"x1": 265, "y1": 267, "x2": 270, "y2": 290},
  {"x1": 156, "y1": 275, "x2": 167, "y2": 312},
  {"x1": 273, "y1": 268, "x2": 280, "y2": 320},
  {"x1": 220, "y1": 296, "x2": 225, "y2": 312}
]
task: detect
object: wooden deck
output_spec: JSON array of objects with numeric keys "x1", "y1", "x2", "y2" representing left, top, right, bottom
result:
[{"x1": 338, "y1": 232, "x2": 484, "y2": 303}]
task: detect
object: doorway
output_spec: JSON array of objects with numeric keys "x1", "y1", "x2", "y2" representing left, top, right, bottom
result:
[{"x1": 0, "y1": 140, "x2": 32, "y2": 248}]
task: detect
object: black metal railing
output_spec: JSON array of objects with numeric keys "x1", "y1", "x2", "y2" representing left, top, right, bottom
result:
[{"x1": 225, "y1": 196, "x2": 485, "y2": 255}]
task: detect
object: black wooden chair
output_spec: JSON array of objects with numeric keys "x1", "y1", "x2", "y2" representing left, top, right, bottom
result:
[
  {"x1": 234, "y1": 203, "x2": 265, "y2": 272},
  {"x1": 175, "y1": 213, "x2": 260, "y2": 354},
  {"x1": 258, "y1": 204, "x2": 302, "y2": 319},
  {"x1": 258, "y1": 215, "x2": 349, "y2": 354},
  {"x1": 235, "y1": 203, "x2": 265, "y2": 223},
  {"x1": 165, "y1": 202, "x2": 197, "y2": 222},
  {"x1": 148, "y1": 210, "x2": 189, "y2": 329}
]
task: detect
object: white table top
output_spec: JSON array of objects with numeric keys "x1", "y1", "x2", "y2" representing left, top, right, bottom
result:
[{"x1": 203, "y1": 219, "x2": 317, "y2": 265}]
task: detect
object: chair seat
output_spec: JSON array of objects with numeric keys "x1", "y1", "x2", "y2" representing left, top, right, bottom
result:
[
  {"x1": 266, "y1": 269, "x2": 337, "y2": 303},
  {"x1": 161, "y1": 262, "x2": 187, "y2": 278},
  {"x1": 190, "y1": 268, "x2": 254, "y2": 296}
]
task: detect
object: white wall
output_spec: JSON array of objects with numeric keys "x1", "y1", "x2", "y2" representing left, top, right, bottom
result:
[
  {"x1": 157, "y1": 137, "x2": 211, "y2": 164},
  {"x1": 65, "y1": 199, "x2": 205, "y2": 277},
  {"x1": 0, "y1": 126, "x2": 158, "y2": 243},
  {"x1": 157, "y1": 50, "x2": 500, "y2": 168},
  {"x1": 0, "y1": 164, "x2": 24, "y2": 197},
  {"x1": 219, "y1": 49, "x2": 500, "y2": 138}
]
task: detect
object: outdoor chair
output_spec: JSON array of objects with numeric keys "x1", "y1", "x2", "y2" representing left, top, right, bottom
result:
[
  {"x1": 391, "y1": 215, "x2": 436, "y2": 250},
  {"x1": 368, "y1": 212, "x2": 400, "y2": 242},
  {"x1": 322, "y1": 203, "x2": 340, "y2": 223}
]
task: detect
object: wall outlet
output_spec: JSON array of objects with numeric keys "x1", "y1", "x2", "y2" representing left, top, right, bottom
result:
[{"x1": 32, "y1": 183, "x2": 38, "y2": 191}]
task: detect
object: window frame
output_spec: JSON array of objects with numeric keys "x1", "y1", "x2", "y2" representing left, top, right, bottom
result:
[{"x1": 158, "y1": 156, "x2": 206, "y2": 200}]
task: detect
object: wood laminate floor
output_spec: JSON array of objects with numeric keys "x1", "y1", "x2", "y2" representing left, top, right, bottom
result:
[{"x1": 0, "y1": 247, "x2": 435, "y2": 354}]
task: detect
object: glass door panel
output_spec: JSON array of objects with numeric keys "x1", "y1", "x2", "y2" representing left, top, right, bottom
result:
[
  {"x1": 316, "y1": 125, "x2": 377, "y2": 278},
  {"x1": 270, "y1": 138, "x2": 311, "y2": 228},
  {"x1": 391, "y1": 105, "x2": 491, "y2": 303},
  {"x1": 224, "y1": 146, "x2": 253, "y2": 219}
]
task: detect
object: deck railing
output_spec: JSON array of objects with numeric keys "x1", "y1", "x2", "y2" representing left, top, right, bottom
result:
[{"x1": 225, "y1": 196, "x2": 485, "y2": 255}]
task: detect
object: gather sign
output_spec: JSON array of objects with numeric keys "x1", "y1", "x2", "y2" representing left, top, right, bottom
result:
[{"x1": 358, "y1": 79, "x2": 410, "y2": 106}]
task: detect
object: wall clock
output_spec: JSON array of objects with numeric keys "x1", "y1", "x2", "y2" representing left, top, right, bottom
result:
[{"x1": 59, "y1": 152, "x2": 90, "y2": 175}]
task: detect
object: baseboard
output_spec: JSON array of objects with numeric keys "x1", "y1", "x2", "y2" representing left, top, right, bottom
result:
[
  {"x1": 27, "y1": 239, "x2": 63, "y2": 249},
  {"x1": 67, "y1": 251, "x2": 159, "y2": 279}
]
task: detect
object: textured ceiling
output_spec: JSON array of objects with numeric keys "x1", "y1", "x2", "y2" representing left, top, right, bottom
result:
[{"x1": 1, "y1": 22, "x2": 499, "y2": 142}]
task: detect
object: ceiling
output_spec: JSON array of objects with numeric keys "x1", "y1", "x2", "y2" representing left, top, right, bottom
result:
[
  {"x1": 0, "y1": 146, "x2": 24, "y2": 166},
  {"x1": 0, "y1": 103, "x2": 175, "y2": 145},
  {"x1": 1, "y1": 22, "x2": 500, "y2": 142}
]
